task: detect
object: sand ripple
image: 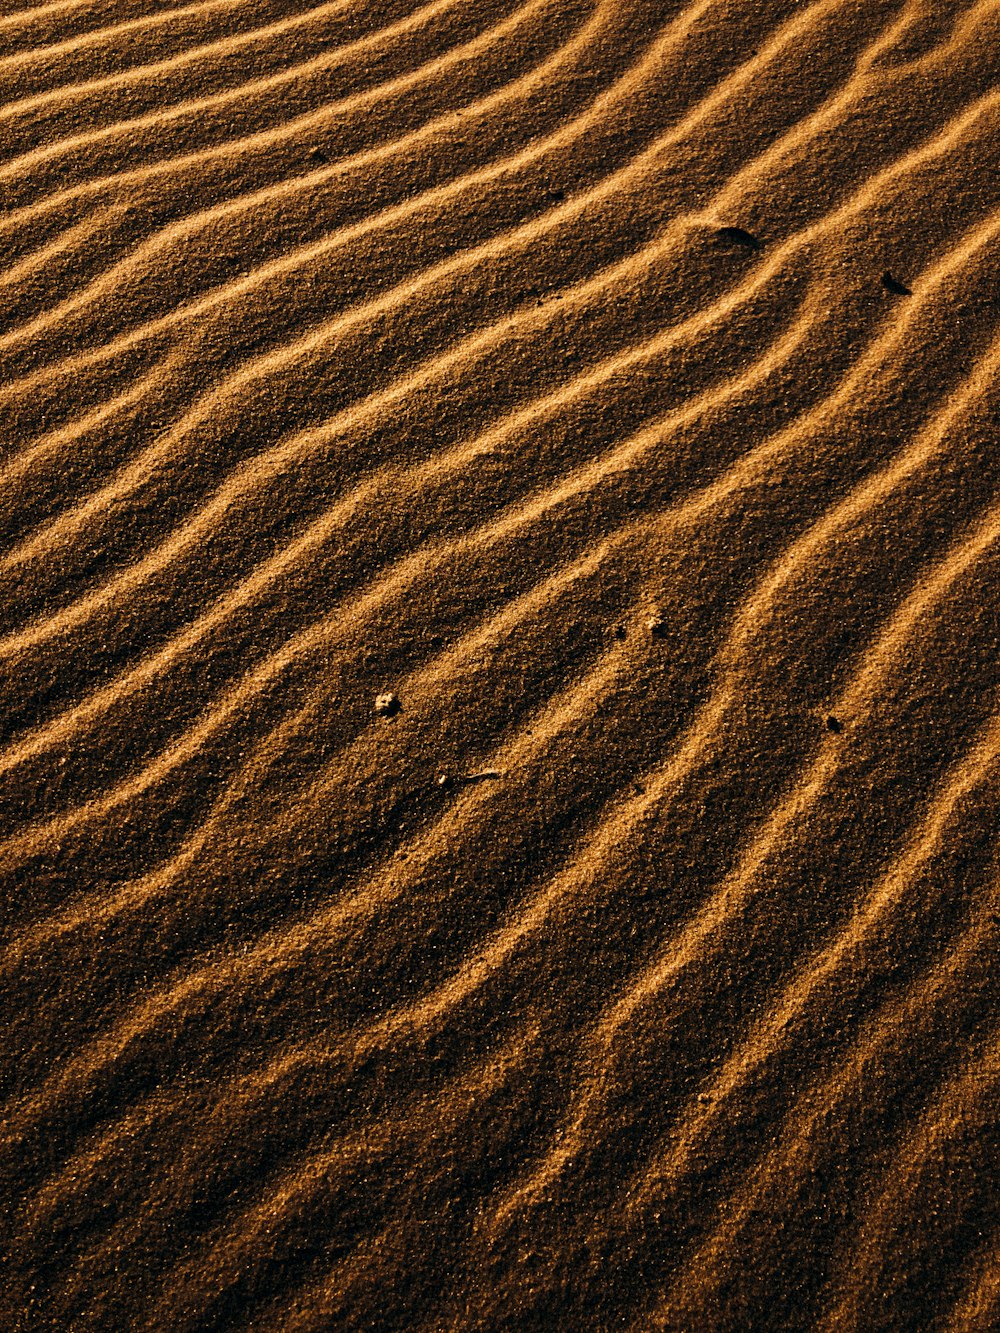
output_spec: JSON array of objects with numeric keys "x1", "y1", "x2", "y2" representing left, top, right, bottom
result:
[{"x1": 3, "y1": 0, "x2": 1000, "y2": 1327}]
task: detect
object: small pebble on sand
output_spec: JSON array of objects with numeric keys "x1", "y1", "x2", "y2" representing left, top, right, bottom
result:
[
  {"x1": 714, "y1": 225, "x2": 761, "y2": 250},
  {"x1": 881, "y1": 270, "x2": 911, "y2": 296},
  {"x1": 647, "y1": 615, "x2": 669, "y2": 638},
  {"x1": 374, "y1": 692, "x2": 401, "y2": 717}
]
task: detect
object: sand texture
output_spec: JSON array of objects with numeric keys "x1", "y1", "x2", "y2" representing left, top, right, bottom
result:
[{"x1": 2, "y1": 0, "x2": 1000, "y2": 1328}]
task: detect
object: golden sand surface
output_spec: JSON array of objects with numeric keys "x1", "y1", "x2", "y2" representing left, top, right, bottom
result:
[{"x1": 2, "y1": 1, "x2": 1000, "y2": 1327}]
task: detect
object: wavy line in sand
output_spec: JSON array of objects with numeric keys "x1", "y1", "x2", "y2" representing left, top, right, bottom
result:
[{"x1": 5, "y1": 1, "x2": 1000, "y2": 1328}]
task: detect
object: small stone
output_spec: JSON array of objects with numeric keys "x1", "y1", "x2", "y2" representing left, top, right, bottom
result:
[
  {"x1": 825, "y1": 714, "x2": 843, "y2": 734},
  {"x1": 881, "y1": 270, "x2": 911, "y2": 296},
  {"x1": 714, "y1": 225, "x2": 761, "y2": 251},
  {"x1": 647, "y1": 615, "x2": 669, "y2": 638},
  {"x1": 436, "y1": 772, "x2": 451, "y2": 787},
  {"x1": 374, "y1": 692, "x2": 401, "y2": 717}
]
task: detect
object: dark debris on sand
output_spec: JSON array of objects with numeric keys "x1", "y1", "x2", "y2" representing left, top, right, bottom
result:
[
  {"x1": 713, "y1": 225, "x2": 762, "y2": 251},
  {"x1": 881, "y1": 270, "x2": 912, "y2": 295}
]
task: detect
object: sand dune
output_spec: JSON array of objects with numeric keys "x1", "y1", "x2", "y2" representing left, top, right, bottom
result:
[{"x1": 3, "y1": 0, "x2": 1000, "y2": 1327}]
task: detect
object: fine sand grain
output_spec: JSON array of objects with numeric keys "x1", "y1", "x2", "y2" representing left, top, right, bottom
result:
[{"x1": 3, "y1": 1, "x2": 1000, "y2": 1328}]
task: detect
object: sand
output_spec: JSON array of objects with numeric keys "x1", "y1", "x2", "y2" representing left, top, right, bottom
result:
[{"x1": 2, "y1": 0, "x2": 999, "y2": 1327}]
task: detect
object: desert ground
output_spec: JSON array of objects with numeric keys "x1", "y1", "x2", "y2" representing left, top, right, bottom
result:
[{"x1": 2, "y1": 0, "x2": 1000, "y2": 1328}]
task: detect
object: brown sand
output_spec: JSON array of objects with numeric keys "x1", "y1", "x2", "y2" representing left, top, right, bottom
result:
[{"x1": 2, "y1": 0, "x2": 1000, "y2": 1327}]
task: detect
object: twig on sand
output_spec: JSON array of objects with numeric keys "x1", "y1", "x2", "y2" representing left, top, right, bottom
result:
[{"x1": 435, "y1": 769, "x2": 503, "y2": 788}]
